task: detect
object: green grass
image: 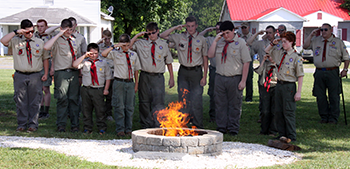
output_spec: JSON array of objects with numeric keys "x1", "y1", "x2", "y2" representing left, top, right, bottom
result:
[{"x1": 1, "y1": 68, "x2": 350, "y2": 168}]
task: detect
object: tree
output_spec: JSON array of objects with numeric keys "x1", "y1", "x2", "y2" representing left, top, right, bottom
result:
[
  {"x1": 189, "y1": 0, "x2": 225, "y2": 36},
  {"x1": 101, "y1": 0, "x2": 190, "y2": 40},
  {"x1": 341, "y1": 0, "x2": 350, "y2": 14}
]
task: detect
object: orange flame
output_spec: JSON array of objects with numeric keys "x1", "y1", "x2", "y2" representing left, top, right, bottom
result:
[{"x1": 155, "y1": 89, "x2": 198, "y2": 136}]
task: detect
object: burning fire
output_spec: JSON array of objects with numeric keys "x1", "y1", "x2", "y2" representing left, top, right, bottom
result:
[{"x1": 155, "y1": 89, "x2": 198, "y2": 136}]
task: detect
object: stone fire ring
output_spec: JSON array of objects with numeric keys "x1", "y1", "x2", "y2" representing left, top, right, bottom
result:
[{"x1": 132, "y1": 128, "x2": 223, "y2": 156}]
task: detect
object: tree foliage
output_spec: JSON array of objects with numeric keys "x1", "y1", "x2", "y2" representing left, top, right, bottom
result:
[
  {"x1": 340, "y1": 0, "x2": 350, "y2": 14},
  {"x1": 101, "y1": 0, "x2": 225, "y2": 40}
]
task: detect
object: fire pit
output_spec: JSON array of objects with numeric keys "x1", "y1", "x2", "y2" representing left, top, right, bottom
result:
[{"x1": 132, "y1": 128, "x2": 223, "y2": 155}]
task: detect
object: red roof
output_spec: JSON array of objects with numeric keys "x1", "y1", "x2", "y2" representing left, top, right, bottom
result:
[{"x1": 226, "y1": 0, "x2": 350, "y2": 21}]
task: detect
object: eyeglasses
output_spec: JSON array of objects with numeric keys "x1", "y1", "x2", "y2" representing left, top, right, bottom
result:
[
  {"x1": 241, "y1": 26, "x2": 247, "y2": 29},
  {"x1": 25, "y1": 30, "x2": 35, "y2": 34},
  {"x1": 147, "y1": 30, "x2": 157, "y2": 35},
  {"x1": 278, "y1": 29, "x2": 285, "y2": 32},
  {"x1": 320, "y1": 28, "x2": 329, "y2": 32}
]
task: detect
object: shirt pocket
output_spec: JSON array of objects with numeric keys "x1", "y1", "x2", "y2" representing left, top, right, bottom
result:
[
  {"x1": 328, "y1": 46, "x2": 339, "y2": 57},
  {"x1": 178, "y1": 39, "x2": 188, "y2": 51},
  {"x1": 192, "y1": 42, "x2": 202, "y2": 54},
  {"x1": 32, "y1": 45, "x2": 43, "y2": 57},
  {"x1": 283, "y1": 64, "x2": 295, "y2": 79},
  {"x1": 227, "y1": 45, "x2": 241, "y2": 59},
  {"x1": 17, "y1": 45, "x2": 26, "y2": 57}
]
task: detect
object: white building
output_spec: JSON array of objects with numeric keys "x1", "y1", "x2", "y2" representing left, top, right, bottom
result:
[{"x1": 0, "y1": 0, "x2": 114, "y2": 56}]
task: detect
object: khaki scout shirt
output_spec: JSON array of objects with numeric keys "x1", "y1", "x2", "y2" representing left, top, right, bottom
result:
[
  {"x1": 252, "y1": 38, "x2": 282, "y2": 63},
  {"x1": 51, "y1": 35, "x2": 79, "y2": 70},
  {"x1": 168, "y1": 32, "x2": 208, "y2": 67},
  {"x1": 214, "y1": 35, "x2": 251, "y2": 76},
  {"x1": 132, "y1": 38, "x2": 173, "y2": 73},
  {"x1": 206, "y1": 36, "x2": 217, "y2": 67},
  {"x1": 106, "y1": 49, "x2": 141, "y2": 79},
  {"x1": 271, "y1": 48, "x2": 304, "y2": 82},
  {"x1": 77, "y1": 59, "x2": 113, "y2": 88},
  {"x1": 241, "y1": 32, "x2": 256, "y2": 58},
  {"x1": 98, "y1": 42, "x2": 114, "y2": 71},
  {"x1": 72, "y1": 32, "x2": 87, "y2": 58},
  {"x1": 9, "y1": 36, "x2": 50, "y2": 72},
  {"x1": 307, "y1": 35, "x2": 349, "y2": 68},
  {"x1": 34, "y1": 31, "x2": 52, "y2": 43},
  {"x1": 254, "y1": 62, "x2": 277, "y2": 87}
]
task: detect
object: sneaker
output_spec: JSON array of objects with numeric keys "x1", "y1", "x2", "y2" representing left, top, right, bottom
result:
[
  {"x1": 107, "y1": 116, "x2": 114, "y2": 121},
  {"x1": 71, "y1": 127, "x2": 79, "y2": 133},
  {"x1": 57, "y1": 126, "x2": 66, "y2": 132},
  {"x1": 27, "y1": 127, "x2": 37, "y2": 133},
  {"x1": 117, "y1": 131, "x2": 125, "y2": 137},
  {"x1": 16, "y1": 127, "x2": 26, "y2": 132},
  {"x1": 99, "y1": 130, "x2": 106, "y2": 135}
]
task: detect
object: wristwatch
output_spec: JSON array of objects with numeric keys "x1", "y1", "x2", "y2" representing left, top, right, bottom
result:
[
  {"x1": 344, "y1": 68, "x2": 348, "y2": 72},
  {"x1": 112, "y1": 46, "x2": 115, "y2": 49},
  {"x1": 13, "y1": 29, "x2": 18, "y2": 35}
]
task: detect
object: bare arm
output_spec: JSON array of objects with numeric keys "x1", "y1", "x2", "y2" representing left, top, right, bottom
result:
[
  {"x1": 238, "y1": 62, "x2": 250, "y2": 90},
  {"x1": 247, "y1": 30, "x2": 265, "y2": 46},
  {"x1": 208, "y1": 32, "x2": 223, "y2": 58},
  {"x1": 44, "y1": 26, "x2": 60, "y2": 34},
  {"x1": 199, "y1": 27, "x2": 216, "y2": 36},
  {"x1": 200, "y1": 55, "x2": 208, "y2": 86},
  {"x1": 159, "y1": 24, "x2": 185, "y2": 40},
  {"x1": 72, "y1": 52, "x2": 90, "y2": 68},
  {"x1": 341, "y1": 60, "x2": 350, "y2": 77},
  {"x1": 129, "y1": 32, "x2": 146, "y2": 49},
  {"x1": 294, "y1": 76, "x2": 303, "y2": 101},
  {"x1": 103, "y1": 79, "x2": 111, "y2": 95},
  {"x1": 44, "y1": 28, "x2": 67, "y2": 50},
  {"x1": 41, "y1": 59, "x2": 49, "y2": 81},
  {"x1": 0, "y1": 29, "x2": 29, "y2": 46},
  {"x1": 303, "y1": 29, "x2": 318, "y2": 49},
  {"x1": 166, "y1": 64, "x2": 175, "y2": 88},
  {"x1": 265, "y1": 39, "x2": 280, "y2": 54},
  {"x1": 134, "y1": 70, "x2": 139, "y2": 93}
]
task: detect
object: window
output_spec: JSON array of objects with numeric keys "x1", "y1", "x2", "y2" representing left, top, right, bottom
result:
[{"x1": 317, "y1": 13, "x2": 322, "y2": 20}]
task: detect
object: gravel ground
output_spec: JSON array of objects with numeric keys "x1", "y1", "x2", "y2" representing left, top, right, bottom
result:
[{"x1": 0, "y1": 136, "x2": 300, "y2": 168}]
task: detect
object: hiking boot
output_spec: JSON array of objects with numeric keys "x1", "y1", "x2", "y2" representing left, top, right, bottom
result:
[
  {"x1": 71, "y1": 127, "x2": 79, "y2": 133},
  {"x1": 16, "y1": 127, "x2": 26, "y2": 132},
  {"x1": 117, "y1": 131, "x2": 125, "y2": 137},
  {"x1": 57, "y1": 126, "x2": 66, "y2": 132},
  {"x1": 27, "y1": 127, "x2": 37, "y2": 133}
]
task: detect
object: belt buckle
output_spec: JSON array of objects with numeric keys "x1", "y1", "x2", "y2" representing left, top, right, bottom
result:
[{"x1": 66, "y1": 69, "x2": 71, "y2": 72}]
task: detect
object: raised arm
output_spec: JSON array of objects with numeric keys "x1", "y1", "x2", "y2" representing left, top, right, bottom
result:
[
  {"x1": 199, "y1": 27, "x2": 216, "y2": 36},
  {"x1": 247, "y1": 30, "x2": 265, "y2": 46},
  {"x1": 44, "y1": 28, "x2": 67, "y2": 50},
  {"x1": 0, "y1": 29, "x2": 29, "y2": 46},
  {"x1": 72, "y1": 52, "x2": 90, "y2": 68},
  {"x1": 159, "y1": 24, "x2": 185, "y2": 40},
  {"x1": 44, "y1": 26, "x2": 60, "y2": 35},
  {"x1": 303, "y1": 29, "x2": 318, "y2": 49},
  {"x1": 129, "y1": 32, "x2": 146, "y2": 49},
  {"x1": 265, "y1": 38, "x2": 280, "y2": 54},
  {"x1": 208, "y1": 32, "x2": 223, "y2": 58}
]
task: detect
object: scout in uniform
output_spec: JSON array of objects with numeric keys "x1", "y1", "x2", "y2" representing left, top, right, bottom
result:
[
  {"x1": 207, "y1": 21, "x2": 251, "y2": 136},
  {"x1": 101, "y1": 34, "x2": 141, "y2": 137},
  {"x1": 160, "y1": 16, "x2": 208, "y2": 129},
  {"x1": 247, "y1": 25, "x2": 278, "y2": 123},
  {"x1": 303, "y1": 23, "x2": 349, "y2": 124},
  {"x1": 73, "y1": 43, "x2": 112, "y2": 134},
  {"x1": 239, "y1": 22, "x2": 255, "y2": 102},
  {"x1": 97, "y1": 29, "x2": 115, "y2": 122},
  {"x1": 34, "y1": 19, "x2": 53, "y2": 119},
  {"x1": 199, "y1": 22, "x2": 222, "y2": 123},
  {"x1": 130, "y1": 22, "x2": 174, "y2": 128},
  {"x1": 0, "y1": 19, "x2": 49, "y2": 132},
  {"x1": 254, "y1": 54, "x2": 277, "y2": 136},
  {"x1": 265, "y1": 31, "x2": 304, "y2": 142},
  {"x1": 44, "y1": 19, "x2": 80, "y2": 132}
]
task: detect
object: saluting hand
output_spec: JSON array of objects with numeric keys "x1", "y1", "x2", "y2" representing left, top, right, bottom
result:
[
  {"x1": 176, "y1": 25, "x2": 186, "y2": 31},
  {"x1": 310, "y1": 29, "x2": 319, "y2": 37},
  {"x1": 257, "y1": 30, "x2": 266, "y2": 35},
  {"x1": 214, "y1": 32, "x2": 223, "y2": 42}
]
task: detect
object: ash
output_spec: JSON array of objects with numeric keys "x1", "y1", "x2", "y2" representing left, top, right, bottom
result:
[{"x1": 0, "y1": 136, "x2": 300, "y2": 168}]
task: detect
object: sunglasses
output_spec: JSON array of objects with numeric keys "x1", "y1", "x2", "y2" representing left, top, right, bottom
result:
[
  {"x1": 320, "y1": 28, "x2": 329, "y2": 32},
  {"x1": 25, "y1": 30, "x2": 35, "y2": 34},
  {"x1": 241, "y1": 26, "x2": 247, "y2": 29},
  {"x1": 278, "y1": 29, "x2": 285, "y2": 32},
  {"x1": 147, "y1": 30, "x2": 157, "y2": 35}
]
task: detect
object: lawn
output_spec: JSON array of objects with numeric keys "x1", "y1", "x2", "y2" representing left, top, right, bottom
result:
[{"x1": 1, "y1": 68, "x2": 350, "y2": 168}]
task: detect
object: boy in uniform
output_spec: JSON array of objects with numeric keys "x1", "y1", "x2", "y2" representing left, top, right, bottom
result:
[
  {"x1": 102, "y1": 34, "x2": 141, "y2": 136},
  {"x1": 44, "y1": 19, "x2": 80, "y2": 132},
  {"x1": 0, "y1": 19, "x2": 49, "y2": 132},
  {"x1": 97, "y1": 29, "x2": 114, "y2": 121},
  {"x1": 35, "y1": 19, "x2": 53, "y2": 119},
  {"x1": 207, "y1": 21, "x2": 251, "y2": 136},
  {"x1": 130, "y1": 22, "x2": 174, "y2": 128},
  {"x1": 73, "y1": 43, "x2": 112, "y2": 134},
  {"x1": 160, "y1": 16, "x2": 208, "y2": 129}
]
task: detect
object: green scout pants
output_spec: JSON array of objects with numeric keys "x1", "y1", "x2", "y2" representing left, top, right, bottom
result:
[
  {"x1": 54, "y1": 70, "x2": 80, "y2": 129},
  {"x1": 313, "y1": 69, "x2": 341, "y2": 123},
  {"x1": 260, "y1": 86, "x2": 277, "y2": 135},
  {"x1": 81, "y1": 86, "x2": 107, "y2": 131},
  {"x1": 275, "y1": 82, "x2": 296, "y2": 140}
]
